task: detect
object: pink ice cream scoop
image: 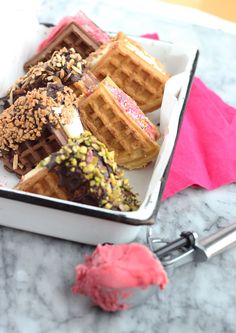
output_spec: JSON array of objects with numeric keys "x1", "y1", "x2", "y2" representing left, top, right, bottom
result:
[{"x1": 72, "y1": 243, "x2": 168, "y2": 312}]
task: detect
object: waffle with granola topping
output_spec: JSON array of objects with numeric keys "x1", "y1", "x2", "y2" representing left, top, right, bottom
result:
[
  {"x1": 0, "y1": 84, "x2": 81, "y2": 176},
  {"x1": 3, "y1": 48, "x2": 86, "y2": 108}
]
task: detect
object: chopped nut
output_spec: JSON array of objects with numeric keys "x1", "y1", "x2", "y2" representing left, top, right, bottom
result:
[
  {"x1": 40, "y1": 131, "x2": 140, "y2": 212},
  {"x1": 0, "y1": 85, "x2": 78, "y2": 151},
  {"x1": 13, "y1": 154, "x2": 18, "y2": 170},
  {"x1": 8, "y1": 48, "x2": 86, "y2": 103}
]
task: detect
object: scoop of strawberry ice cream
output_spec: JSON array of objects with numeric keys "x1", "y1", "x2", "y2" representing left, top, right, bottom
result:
[{"x1": 72, "y1": 243, "x2": 168, "y2": 312}]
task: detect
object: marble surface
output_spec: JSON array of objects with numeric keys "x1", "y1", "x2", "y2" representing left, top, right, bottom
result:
[{"x1": 1, "y1": 1, "x2": 236, "y2": 332}]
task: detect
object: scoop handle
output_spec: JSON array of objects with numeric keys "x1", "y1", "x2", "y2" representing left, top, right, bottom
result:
[{"x1": 194, "y1": 222, "x2": 236, "y2": 262}]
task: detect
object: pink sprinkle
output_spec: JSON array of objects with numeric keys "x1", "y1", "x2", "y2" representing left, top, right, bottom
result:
[
  {"x1": 86, "y1": 150, "x2": 94, "y2": 163},
  {"x1": 106, "y1": 84, "x2": 158, "y2": 140}
]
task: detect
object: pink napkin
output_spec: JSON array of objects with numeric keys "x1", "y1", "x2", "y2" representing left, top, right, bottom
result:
[
  {"x1": 142, "y1": 33, "x2": 236, "y2": 200},
  {"x1": 163, "y1": 78, "x2": 236, "y2": 199},
  {"x1": 141, "y1": 33, "x2": 160, "y2": 40},
  {"x1": 38, "y1": 11, "x2": 110, "y2": 52}
]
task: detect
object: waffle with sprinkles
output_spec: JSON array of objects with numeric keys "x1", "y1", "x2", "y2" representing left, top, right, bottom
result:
[
  {"x1": 86, "y1": 32, "x2": 169, "y2": 113},
  {"x1": 0, "y1": 84, "x2": 79, "y2": 176},
  {"x1": 16, "y1": 131, "x2": 140, "y2": 211},
  {"x1": 78, "y1": 77, "x2": 160, "y2": 169}
]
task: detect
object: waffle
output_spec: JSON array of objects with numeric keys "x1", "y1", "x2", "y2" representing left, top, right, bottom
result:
[
  {"x1": 24, "y1": 22, "x2": 101, "y2": 71},
  {"x1": 16, "y1": 167, "x2": 69, "y2": 200},
  {"x1": 86, "y1": 33, "x2": 169, "y2": 113},
  {"x1": 0, "y1": 84, "x2": 81, "y2": 177},
  {"x1": 5, "y1": 48, "x2": 85, "y2": 110},
  {"x1": 78, "y1": 77, "x2": 160, "y2": 169},
  {"x1": 70, "y1": 70, "x2": 99, "y2": 97},
  {"x1": 2, "y1": 126, "x2": 68, "y2": 177},
  {"x1": 16, "y1": 132, "x2": 140, "y2": 211}
]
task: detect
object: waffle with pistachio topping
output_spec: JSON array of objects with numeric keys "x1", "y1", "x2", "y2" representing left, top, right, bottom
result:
[
  {"x1": 0, "y1": 84, "x2": 81, "y2": 176},
  {"x1": 16, "y1": 131, "x2": 139, "y2": 211},
  {"x1": 3, "y1": 47, "x2": 86, "y2": 108}
]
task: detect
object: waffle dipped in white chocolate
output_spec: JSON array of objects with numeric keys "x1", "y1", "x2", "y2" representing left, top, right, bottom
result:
[
  {"x1": 86, "y1": 32, "x2": 169, "y2": 113},
  {"x1": 78, "y1": 76, "x2": 160, "y2": 169},
  {"x1": 0, "y1": 84, "x2": 82, "y2": 176}
]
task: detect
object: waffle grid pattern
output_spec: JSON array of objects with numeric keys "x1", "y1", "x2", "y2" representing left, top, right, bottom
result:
[
  {"x1": 2, "y1": 127, "x2": 67, "y2": 176},
  {"x1": 17, "y1": 168, "x2": 68, "y2": 200},
  {"x1": 24, "y1": 23, "x2": 100, "y2": 70},
  {"x1": 79, "y1": 80, "x2": 160, "y2": 169},
  {"x1": 91, "y1": 43, "x2": 168, "y2": 113}
]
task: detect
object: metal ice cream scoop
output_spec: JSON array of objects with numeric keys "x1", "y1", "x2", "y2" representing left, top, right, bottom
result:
[{"x1": 112, "y1": 222, "x2": 236, "y2": 309}]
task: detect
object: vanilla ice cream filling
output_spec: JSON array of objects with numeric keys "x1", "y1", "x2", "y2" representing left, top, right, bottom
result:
[
  {"x1": 88, "y1": 38, "x2": 166, "y2": 75},
  {"x1": 52, "y1": 106, "x2": 84, "y2": 138},
  {"x1": 125, "y1": 41, "x2": 167, "y2": 75},
  {"x1": 87, "y1": 43, "x2": 111, "y2": 68}
]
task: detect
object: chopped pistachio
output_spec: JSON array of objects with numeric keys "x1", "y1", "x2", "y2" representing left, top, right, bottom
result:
[
  {"x1": 79, "y1": 161, "x2": 86, "y2": 168},
  {"x1": 79, "y1": 146, "x2": 87, "y2": 154},
  {"x1": 70, "y1": 158, "x2": 77, "y2": 167},
  {"x1": 103, "y1": 203, "x2": 111, "y2": 209},
  {"x1": 42, "y1": 131, "x2": 139, "y2": 211},
  {"x1": 55, "y1": 156, "x2": 62, "y2": 164},
  {"x1": 83, "y1": 164, "x2": 95, "y2": 173}
]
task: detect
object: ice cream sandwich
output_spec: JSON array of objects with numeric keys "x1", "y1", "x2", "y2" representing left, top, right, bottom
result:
[
  {"x1": 0, "y1": 84, "x2": 82, "y2": 176},
  {"x1": 24, "y1": 11, "x2": 111, "y2": 71},
  {"x1": 4, "y1": 48, "x2": 86, "y2": 108},
  {"x1": 86, "y1": 32, "x2": 169, "y2": 113},
  {"x1": 16, "y1": 131, "x2": 139, "y2": 211},
  {"x1": 78, "y1": 76, "x2": 161, "y2": 169}
]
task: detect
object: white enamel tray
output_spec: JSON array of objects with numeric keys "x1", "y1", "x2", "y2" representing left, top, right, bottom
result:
[{"x1": 0, "y1": 32, "x2": 199, "y2": 245}]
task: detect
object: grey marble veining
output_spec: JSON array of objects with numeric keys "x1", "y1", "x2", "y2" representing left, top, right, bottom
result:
[{"x1": 1, "y1": 1, "x2": 236, "y2": 332}]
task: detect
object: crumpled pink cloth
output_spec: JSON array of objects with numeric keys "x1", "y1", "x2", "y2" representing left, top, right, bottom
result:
[
  {"x1": 142, "y1": 33, "x2": 236, "y2": 200},
  {"x1": 38, "y1": 11, "x2": 110, "y2": 52}
]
